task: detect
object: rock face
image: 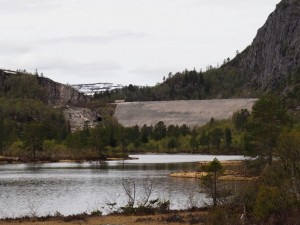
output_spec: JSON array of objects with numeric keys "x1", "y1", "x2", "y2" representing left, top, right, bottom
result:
[
  {"x1": 37, "y1": 77, "x2": 97, "y2": 131},
  {"x1": 0, "y1": 70, "x2": 90, "y2": 106},
  {"x1": 38, "y1": 76, "x2": 90, "y2": 106},
  {"x1": 63, "y1": 107, "x2": 99, "y2": 132},
  {"x1": 0, "y1": 70, "x2": 96, "y2": 130},
  {"x1": 114, "y1": 99, "x2": 257, "y2": 127},
  {"x1": 231, "y1": 0, "x2": 300, "y2": 92}
]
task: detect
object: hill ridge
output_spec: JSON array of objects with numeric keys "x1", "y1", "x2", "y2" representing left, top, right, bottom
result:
[{"x1": 0, "y1": 69, "x2": 90, "y2": 106}]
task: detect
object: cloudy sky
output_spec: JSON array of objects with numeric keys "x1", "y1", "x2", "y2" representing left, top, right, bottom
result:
[{"x1": 0, "y1": 0, "x2": 280, "y2": 86}]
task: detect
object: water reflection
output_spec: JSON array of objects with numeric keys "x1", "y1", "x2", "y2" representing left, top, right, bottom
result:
[{"x1": 0, "y1": 154, "x2": 244, "y2": 218}]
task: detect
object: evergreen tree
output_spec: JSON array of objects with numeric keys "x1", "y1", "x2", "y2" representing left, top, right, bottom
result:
[
  {"x1": 189, "y1": 131, "x2": 199, "y2": 153},
  {"x1": 167, "y1": 138, "x2": 179, "y2": 151},
  {"x1": 23, "y1": 122, "x2": 44, "y2": 158},
  {"x1": 199, "y1": 131, "x2": 210, "y2": 149},
  {"x1": 233, "y1": 109, "x2": 250, "y2": 131},
  {"x1": 210, "y1": 128, "x2": 223, "y2": 148},
  {"x1": 153, "y1": 121, "x2": 167, "y2": 141},
  {"x1": 248, "y1": 94, "x2": 289, "y2": 164},
  {"x1": 224, "y1": 128, "x2": 232, "y2": 148},
  {"x1": 140, "y1": 124, "x2": 151, "y2": 143},
  {"x1": 201, "y1": 158, "x2": 224, "y2": 206}
]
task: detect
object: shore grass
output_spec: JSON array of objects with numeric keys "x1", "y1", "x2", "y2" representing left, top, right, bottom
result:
[
  {"x1": 0, "y1": 209, "x2": 208, "y2": 225},
  {"x1": 169, "y1": 160, "x2": 259, "y2": 181}
]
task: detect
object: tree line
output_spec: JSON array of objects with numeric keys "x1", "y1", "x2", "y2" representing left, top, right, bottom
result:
[
  {"x1": 93, "y1": 65, "x2": 258, "y2": 103},
  {"x1": 198, "y1": 94, "x2": 300, "y2": 225},
  {"x1": 1, "y1": 89, "x2": 295, "y2": 162}
]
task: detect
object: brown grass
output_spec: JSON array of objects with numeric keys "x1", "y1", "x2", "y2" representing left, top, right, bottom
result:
[
  {"x1": 169, "y1": 160, "x2": 259, "y2": 181},
  {"x1": 0, "y1": 210, "x2": 207, "y2": 225}
]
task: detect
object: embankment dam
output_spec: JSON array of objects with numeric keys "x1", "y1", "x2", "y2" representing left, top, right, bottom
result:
[{"x1": 114, "y1": 99, "x2": 257, "y2": 127}]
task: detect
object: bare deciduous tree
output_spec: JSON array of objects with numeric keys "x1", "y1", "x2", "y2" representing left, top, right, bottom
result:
[{"x1": 122, "y1": 179, "x2": 136, "y2": 207}]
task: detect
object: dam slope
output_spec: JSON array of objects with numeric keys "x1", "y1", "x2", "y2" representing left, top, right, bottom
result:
[{"x1": 114, "y1": 99, "x2": 257, "y2": 127}]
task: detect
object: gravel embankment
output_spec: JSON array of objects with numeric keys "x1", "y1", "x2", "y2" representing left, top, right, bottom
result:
[{"x1": 114, "y1": 99, "x2": 257, "y2": 127}]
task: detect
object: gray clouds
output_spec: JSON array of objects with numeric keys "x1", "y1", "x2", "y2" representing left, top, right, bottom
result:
[
  {"x1": 0, "y1": 40, "x2": 33, "y2": 54},
  {"x1": 0, "y1": 0, "x2": 65, "y2": 16},
  {"x1": 43, "y1": 31, "x2": 148, "y2": 45},
  {"x1": 0, "y1": 0, "x2": 280, "y2": 85}
]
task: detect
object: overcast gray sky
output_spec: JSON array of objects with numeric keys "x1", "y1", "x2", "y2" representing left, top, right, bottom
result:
[{"x1": 0, "y1": 0, "x2": 280, "y2": 86}]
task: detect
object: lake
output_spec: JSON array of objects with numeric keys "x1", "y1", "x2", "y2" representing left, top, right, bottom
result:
[{"x1": 0, "y1": 154, "x2": 244, "y2": 218}]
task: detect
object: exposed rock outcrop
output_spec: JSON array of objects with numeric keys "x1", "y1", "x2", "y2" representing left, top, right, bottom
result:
[
  {"x1": 0, "y1": 70, "x2": 90, "y2": 106},
  {"x1": 38, "y1": 76, "x2": 90, "y2": 106},
  {"x1": 37, "y1": 77, "x2": 99, "y2": 131},
  {"x1": 0, "y1": 70, "x2": 97, "y2": 130},
  {"x1": 230, "y1": 0, "x2": 300, "y2": 92},
  {"x1": 63, "y1": 107, "x2": 99, "y2": 132}
]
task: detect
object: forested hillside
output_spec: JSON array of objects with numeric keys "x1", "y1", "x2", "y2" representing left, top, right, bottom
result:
[
  {"x1": 94, "y1": 0, "x2": 300, "y2": 115},
  {"x1": 94, "y1": 67, "x2": 246, "y2": 102},
  {"x1": 0, "y1": 70, "x2": 68, "y2": 158},
  {"x1": 0, "y1": 0, "x2": 299, "y2": 162},
  {"x1": 0, "y1": 0, "x2": 299, "y2": 223},
  {"x1": 0, "y1": 69, "x2": 287, "y2": 161}
]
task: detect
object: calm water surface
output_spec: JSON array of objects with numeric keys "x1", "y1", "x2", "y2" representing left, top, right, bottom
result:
[{"x1": 0, "y1": 154, "x2": 244, "y2": 218}]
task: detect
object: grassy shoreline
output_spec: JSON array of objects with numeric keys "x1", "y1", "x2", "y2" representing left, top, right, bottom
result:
[
  {"x1": 169, "y1": 160, "x2": 259, "y2": 181},
  {"x1": 0, "y1": 209, "x2": 208, "y2": 225}
]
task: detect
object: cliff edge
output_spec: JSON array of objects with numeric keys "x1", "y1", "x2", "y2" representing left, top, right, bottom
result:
[{"x1": 230, "y1": 0, "x2": 300, "y2": 92}]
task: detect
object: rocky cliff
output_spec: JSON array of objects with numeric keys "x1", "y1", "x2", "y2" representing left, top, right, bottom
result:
[
  {"x1": 229, "y1": 0, "x2": 300, "y2": 92},
  {"x1": 0, "y1": 69, "x2": 90, "y2": 106},
  {"x1": 37, "y1": 76, "x2": 90, "y2": 106},
  {"x1": 63, "y1": 106, "x2": 100, "y2": 132},
  {"x1": 0, "y1": 70, "x2": 96, "y2": 130}
]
